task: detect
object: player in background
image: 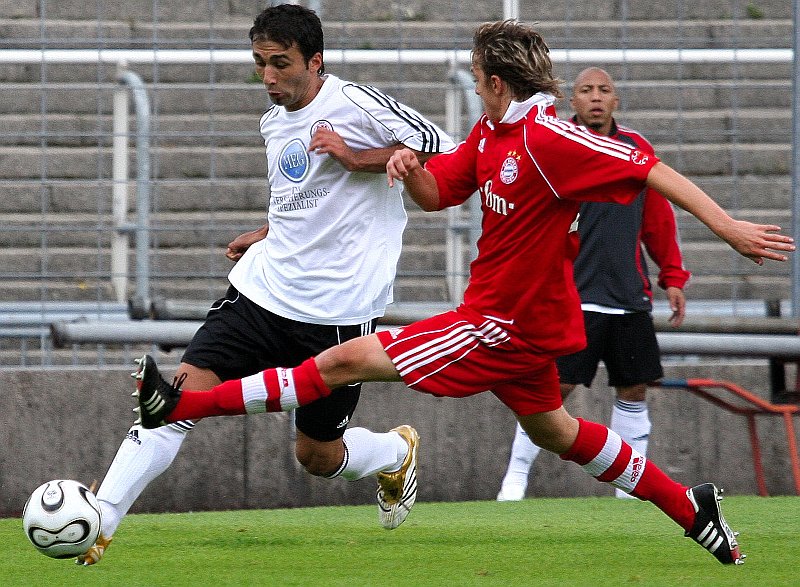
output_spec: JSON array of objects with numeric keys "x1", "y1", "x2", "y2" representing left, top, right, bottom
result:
[
  {"x1": 78, "y1": 4, "x2": 455, "y2": 565},
  {"x1": 131, "y1": 20, "x2": 795, "y2": 565},
  {"x1": 497, "y1": 67, "x2": 690, "y2": 502}
]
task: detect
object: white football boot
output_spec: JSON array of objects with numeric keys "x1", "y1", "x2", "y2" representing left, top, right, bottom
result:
[{"x1": 376, "y1": 425, "x2": 419, "y2": 529}]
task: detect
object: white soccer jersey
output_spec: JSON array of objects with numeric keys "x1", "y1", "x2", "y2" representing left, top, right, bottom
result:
[{"x1": 228, "y1": 74, "x2": 454, "y2": 325}]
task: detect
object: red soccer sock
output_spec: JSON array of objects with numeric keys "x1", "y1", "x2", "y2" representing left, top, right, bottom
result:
[
  {"x1": 165, "y1": 357, "x2": 333, "y2": 422},
  {"x1": 561, "y1": 418, "x2": 695, "y2": 531},
  {"x1": 262, "y1": 357, "x2": 332, "y2": 411},
  {"x1": 166, "y1": 379, "x2": 246, "y2": 422}
]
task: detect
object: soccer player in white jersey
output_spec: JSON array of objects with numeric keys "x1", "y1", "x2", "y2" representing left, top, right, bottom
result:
[
  {"x1": 77, "y1": 4, "x2": 454, "y2": 565},
  {"x1": 132, "y1": 19, "x2": 795, "y2": 566}
]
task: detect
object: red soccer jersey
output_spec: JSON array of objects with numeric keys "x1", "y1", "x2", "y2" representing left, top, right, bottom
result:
[{"x1": 424, "y1": 94, "x2": 658, "y2": 356}]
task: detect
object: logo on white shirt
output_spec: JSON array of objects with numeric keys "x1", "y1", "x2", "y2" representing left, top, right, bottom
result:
[
  {"x1": 310, "y1": 119, "x2": 334, "y2": 136},
  {"x1": 279, "y1": 138, "x2": 310, "y2": 183}
]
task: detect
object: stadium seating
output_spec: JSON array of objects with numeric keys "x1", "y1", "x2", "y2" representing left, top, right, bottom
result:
[{"x1": 0, "y1": 0, "x2": 793, "y2": 307}]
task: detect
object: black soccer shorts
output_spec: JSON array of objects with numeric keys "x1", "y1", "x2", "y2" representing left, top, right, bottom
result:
[
  {"x1": 555, "y1": 310, "x2": 663, "y2": 388},
  {"x1": 182, "y1": 285, "x2": 377, "y2": 441}
]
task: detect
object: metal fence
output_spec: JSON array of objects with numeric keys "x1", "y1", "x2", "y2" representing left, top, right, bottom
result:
[{"x1": 0, "y1": 0, "x2": 796, "y2": 366}]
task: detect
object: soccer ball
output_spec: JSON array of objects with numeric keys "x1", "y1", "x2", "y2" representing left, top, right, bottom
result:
[{"x1": 22, "y1": 480, "x2": 102, "y2": 559}]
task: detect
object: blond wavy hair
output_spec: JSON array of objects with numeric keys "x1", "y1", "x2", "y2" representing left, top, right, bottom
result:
[{"x1": 472, "y1": 20, "x2": 563, "y2": 100}]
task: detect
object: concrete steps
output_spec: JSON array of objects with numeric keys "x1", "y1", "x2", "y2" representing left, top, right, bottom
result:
[
  {"x1": 0, "y1": 272, "x2": 452, "y2": 305},
  {"x1": 0, "y1": 9, "x2": 794, "y2": 311},
  {"x1": 1, "y1": 106, "x2": 790, "y2": 147},
  {"x1": 676, "y1": 274, "x2": 792, "y2": 301},
  {"x1": 0, "y1": 258, "x2": 788, "y2": 305},
  {"x1": 0, "y1": 179, "x2": 268, "y2": 214},
  {"x1": 0, "y1": 175, "x2": 788, "y2": 216},
  {"x1": 0, "y1": 140, "x2": 790, "y2": 181},
  {"x1": 676, "y1": 207, "x2": 792, "y2": 242},
  {"x1": 690, "y1": 175, "x2": 790, "y2": 209},
  {"x1": 0, "y1": 0, "x2": 790, "y2": 24},
  {"x1": 0, "y1": 59, "x2": 793, "y2": 86}
]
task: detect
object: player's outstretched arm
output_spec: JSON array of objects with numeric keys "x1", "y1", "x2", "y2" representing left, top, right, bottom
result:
[
  {"x1": 646, "y1": 162, "x2": 795, "y2": 265},
  {"x1": 310, "y1": 128, "x2": 407, "y2": 172},
  {"x1": 387, "y1": 148, "x2": 441, "y2": 211}
]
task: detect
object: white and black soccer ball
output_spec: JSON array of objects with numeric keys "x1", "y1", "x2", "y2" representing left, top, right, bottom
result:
[{"x1": 22, "y1": 479, "x2": 102, "y2": 559}]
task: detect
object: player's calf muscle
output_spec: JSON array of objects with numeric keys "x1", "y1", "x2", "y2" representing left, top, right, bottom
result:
[{"x1": 318, "y1": 335, "x2": 399, "y2": 388}]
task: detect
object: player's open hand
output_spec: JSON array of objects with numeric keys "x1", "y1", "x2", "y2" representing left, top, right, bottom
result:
[
  {"x1": 665, "y1": 286, "x2": 686, "y2": 327},
  {"x1": 724, "y1": 221, "x2": 795, "y2": 265}
]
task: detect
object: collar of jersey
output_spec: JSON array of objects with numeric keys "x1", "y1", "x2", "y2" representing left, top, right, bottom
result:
[
  {"x1": 284, "y1": 74, "x2": 337, "y2": 118},
  {"x1": 497, "y1": 92, "x2": 556, "y2": 126}
]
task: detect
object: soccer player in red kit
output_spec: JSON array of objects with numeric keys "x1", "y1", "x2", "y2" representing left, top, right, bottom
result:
[
  {"x1": 497, "y1": 67, "x2": 691, "y2": 502},
  {"x1": 132, "y1": 20, "x2": 794, "y2": 565}
]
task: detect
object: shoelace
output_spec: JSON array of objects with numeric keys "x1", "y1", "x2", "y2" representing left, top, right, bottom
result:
[{"x1": 171, "y1": 372, "x2": 188, "y2": 391}]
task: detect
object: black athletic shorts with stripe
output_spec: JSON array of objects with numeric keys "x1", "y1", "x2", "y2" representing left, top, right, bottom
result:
[
  {"x1": 555, "y1": 310, "x2": 663, "y2": 388},
  {"x1": 182, "y1": 285, "x2": 376, "y2": 441}
]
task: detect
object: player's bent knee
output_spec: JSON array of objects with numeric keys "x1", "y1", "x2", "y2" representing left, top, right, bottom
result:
[
  {"x1": 295, "y1": 439, "x2": 345, "y2": 477},
  {"x1": 295, "y1": 452, "x2": 341, "y2": 477}
]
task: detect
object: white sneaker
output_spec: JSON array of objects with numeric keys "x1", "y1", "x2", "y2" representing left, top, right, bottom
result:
[
  {"x1": 496, "y1": 484, "x2": 526, "y2": 502},
  {"x1": 615, "y1": 488, "x2": 636, "y2": 499},
  {"x1": 376, "y1": 425, "x2": 419, "y2": 529}
]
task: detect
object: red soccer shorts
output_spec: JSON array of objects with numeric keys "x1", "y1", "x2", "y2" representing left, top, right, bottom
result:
[{"x1": 376, "y1": 307, "x2": 563, "y2": 415}]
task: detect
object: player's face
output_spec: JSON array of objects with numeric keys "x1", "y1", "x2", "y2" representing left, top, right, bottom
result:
[
  {"x1": 471, "y1": 59, "x2": 506, "y2": 122},
  {"x1": 252, "y1": 40, "x2": 324, "y2": 112},
  {"x1": 570, "y1": 69, "x2": 619, "y2": 135}
]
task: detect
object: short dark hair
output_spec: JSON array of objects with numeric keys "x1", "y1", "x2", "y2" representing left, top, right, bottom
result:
[{"x1": 249, "y1": 4, "x2": 325, "y2": 75}]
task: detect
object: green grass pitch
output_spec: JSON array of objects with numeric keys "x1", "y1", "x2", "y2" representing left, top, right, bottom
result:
[{"x1": 4, "y1": 496, "x2": 796, "y2": 586}]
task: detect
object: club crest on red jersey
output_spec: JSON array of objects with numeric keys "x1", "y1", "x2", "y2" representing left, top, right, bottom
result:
[
  {"x1": 630, "y1": 150, "x2": 649, "y2": 165},
  {"x1": 500, "y1": 151, "x2": 521, "y2": 184}
]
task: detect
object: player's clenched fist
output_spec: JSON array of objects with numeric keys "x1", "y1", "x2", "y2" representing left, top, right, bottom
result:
[
  {"x1": 386, "y1": 148, "x2": 441, "y2": 211},
  {"x1": 386, "y1": 148, "x2": 421, "y2": 187}
]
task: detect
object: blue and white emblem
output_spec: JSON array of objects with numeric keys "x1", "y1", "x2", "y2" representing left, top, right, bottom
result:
[
  {"x1": 278, "y1": 138, "x2": 310, "y2": 183},
  {"x1": 500, "y1": 156, "x2": 519, "y2": 184}
]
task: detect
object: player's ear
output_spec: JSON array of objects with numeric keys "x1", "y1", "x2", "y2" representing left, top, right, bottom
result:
[
  {"x1": 490, "y1": 74, "x2": 504, "y2": 95},
  {"x1": 309, "y1": 52, "x2": 323, "y2": 75}
]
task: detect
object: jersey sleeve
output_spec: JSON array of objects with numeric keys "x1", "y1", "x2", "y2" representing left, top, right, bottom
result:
[
  {"x1": 529, "y1": 111, "x2": 659, "y2": 205},
  {"x1": 641, "y1": 189, "x2": 691, "y2": 290},
  {"x1": 424, "y1": 120, "x2": 482, "y2": 209},
  {"x1": 342, "y1": 83, "x2": 456, "y2": 154}
]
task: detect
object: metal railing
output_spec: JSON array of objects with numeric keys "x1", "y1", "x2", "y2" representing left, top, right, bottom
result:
[
  {"x1": 1, "y1": 46, "x2": 794, "y2": 310},
  {"x1": 116, "y1": 67, "x2": 152, "y2": 311},
  {"x1": 50, "y1": 302, "x2": 800, "y2": 357},
  {"x1": 0, "y1": 45, "x2": 797, "y2": 367}
]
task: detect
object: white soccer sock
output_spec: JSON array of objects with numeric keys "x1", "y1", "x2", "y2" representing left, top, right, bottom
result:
[
  {"x1": 610, "y1": 399, "x2": 651, "y2": 499},
  {"x1": 336, "y1": 427, "x2": 408, "y2": 481},
  {"x1": 499, "y1": 422, "x2": 541, "y2": 496},
  {"x1": 95, "y1": 423, "x2": 188, "y2": 536}
]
